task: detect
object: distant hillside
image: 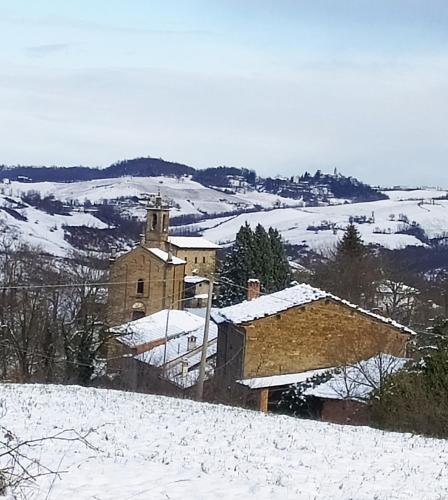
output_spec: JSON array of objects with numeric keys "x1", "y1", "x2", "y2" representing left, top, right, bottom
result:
[
  {"x1": 262, "y1": 170, "x2": 388, "y2": 204},
  {"x1": 0, "y1": 159, "x2": 386, "y2": 206},
  {"x1": 0, "y1": 157, "x2": 195, "y2": 182}
]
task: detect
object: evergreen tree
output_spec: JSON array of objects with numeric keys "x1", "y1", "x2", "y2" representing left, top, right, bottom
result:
[
  {"x1": 217, "y1": 223, "x2": 291, "y2": 306},
  {"x1": 336, "y1": 224, "x2": 366, "y2": 258},
  {"x1": 269, "y1": 227, "x2": 291, "y2": 292},
  {"x1": 313, "y1": 224, "x2": 379, "y2": 307}
]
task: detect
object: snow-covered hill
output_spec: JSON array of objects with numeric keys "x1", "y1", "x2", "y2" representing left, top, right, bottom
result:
[
  {"x1": 1, "y1": 176, "x2": 447, "y2": 255},
  {"x1": 1, "y1": 383, "x2": 447, "y2": 499},
  {"x1": 0, "y1": 195, "x2": 107, "y2": 256},
  {"x1": 3, "y1": 176, "x2": 302, "y2": 217},
  {"x1": 182, "y1": 197, "x2": 448, "y2": 250}
]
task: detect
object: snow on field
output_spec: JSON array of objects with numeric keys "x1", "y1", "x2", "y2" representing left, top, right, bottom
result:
[
  {"x1": 5, "y1": 177, "x2": 301, "y2": 216},
  {"x1": 1, "y1": 384, "x2": 448, "y2": 500},
  {"x1": 195, "y1": 198, "x2": 448, "y2": 250},
  {"x1": 382, "y1": 189, "x2": 447, "y2": 201},
  {"x1": 0, "y1": 197, "x2": 107, "y2": 256}
]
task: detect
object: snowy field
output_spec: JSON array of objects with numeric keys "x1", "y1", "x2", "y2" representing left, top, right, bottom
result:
[
  {"x1": 0, "y1": 196, "x2": 107, "y2": 256},
  {"x1": 1, "y1": 384, "x2": 448, "y2": 500},
  {"x1": 3, "y1": 176, "x2": 301, "y2": 217},
  {"x1": 2, "y1": 177, "x2": 448, "y2": 255},
  {"x1": 189, "y1": 198, "x2": 448, "y2": 250}
]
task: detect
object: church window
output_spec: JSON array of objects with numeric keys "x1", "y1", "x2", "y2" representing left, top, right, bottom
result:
[
  {"x1": 163, "y1": 214, "x2": 167, "y2": 232},
  {"x1": 151, "y1": 213, "x2": 157, "y2": 230},
  {"x1": 136, "y1": 279, "x2": 145, "y2": 294},
  {"x1": 202, "y1": 256, "x2": 206, "y2": 263}
]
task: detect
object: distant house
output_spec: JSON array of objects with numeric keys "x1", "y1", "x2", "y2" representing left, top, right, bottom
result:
[
  {"x1": 184, "y1": 275, "x2": 211, "y2": 308},
  {"x1": 107, "y1": 309, "x2": 217, "y2": 395},
  {"x1": 213, "y1": 281, "x2": 414, "y2": 413}
]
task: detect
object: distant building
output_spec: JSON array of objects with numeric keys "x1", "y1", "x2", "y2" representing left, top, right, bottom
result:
[{"x1": 107, "y1": 194, "x2": 219, "y2": 325}]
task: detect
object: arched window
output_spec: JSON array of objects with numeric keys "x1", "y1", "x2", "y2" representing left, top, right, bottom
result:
[
  {"x1": 162, "y1": 214, "x2": 167, "y2": 232},
  {"x1": 151, "y1": 213, "x2": 157, "y2": 230},
  {"x1": 136, "y1": 279, "x2": 144, "y2": 294}
]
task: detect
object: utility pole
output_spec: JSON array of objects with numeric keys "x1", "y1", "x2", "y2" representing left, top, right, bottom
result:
[{"x1": 196, "y1": 278, "x2": 214, "y2": 401}]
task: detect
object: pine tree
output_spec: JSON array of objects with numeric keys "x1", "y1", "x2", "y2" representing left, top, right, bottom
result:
[
  {"x1": 269, "y1": 227, "x2": 291, "y2": 292},
  {"x1": 313, "y1": 224, "x2": 379, "y2": 307},
  {"x1": 336, "y1": 224, "x2": 366, "y2": 258},
  {"x1": 217, "y1": 223, "x2": 291, "y2": 306}
]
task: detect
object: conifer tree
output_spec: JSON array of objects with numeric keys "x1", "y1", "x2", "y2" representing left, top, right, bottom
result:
[
  {"x1": 313, "y1": 224, "x2": 379, "y2": 307},
  {"x1": 269, "y1": 227, "x2": 291, "y2": 292},
  {"x1": 217, "y1": 223, "x2": 291, "y2": 306}
]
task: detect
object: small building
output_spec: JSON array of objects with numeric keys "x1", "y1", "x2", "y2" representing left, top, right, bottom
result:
[
  {"x1": 304, "y1": 353, "x2": 409, "y2": 425},
  {"x1": 213, "y1": 281, "x2": 414, "y2": 412},
  {"x1": 184, "y1": 275, "x2": 210, "y2": 308},
  {"x1": 168, "y1": 236, "x2": 220, "y2": 279},
  {"x1": 107, "y1": 309, "x2": 217, "y2": 395}
]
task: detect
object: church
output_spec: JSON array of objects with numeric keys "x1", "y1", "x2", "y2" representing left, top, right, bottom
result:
[{"x1": 107, "y1": 194, "x2": 219, "y2": 325}]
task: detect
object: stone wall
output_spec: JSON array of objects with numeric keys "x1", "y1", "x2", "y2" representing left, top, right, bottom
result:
[
  {"x1": 171, "y1": 248, "x2": 216, "y2": 278},
  {"x1": 241, "y1": 298, "x2": 409, "y2": 379},
  {"x1": 107, "y1": 246, "x2": 185, "y2": 326}
]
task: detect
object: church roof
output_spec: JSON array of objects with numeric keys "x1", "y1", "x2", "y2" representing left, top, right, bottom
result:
[
  {"x1": 146, "y1": 247, "x2": 186, "y2": 265},
  {"x1": 168, "y1": 236, "x2": 220, "y2": 250},
  {"x1": 212, "y1": 283, "x2": 416, "y2": 335}
]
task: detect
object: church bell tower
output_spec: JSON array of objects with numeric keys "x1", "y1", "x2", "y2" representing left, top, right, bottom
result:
[{"x1": 143, "y1": 194, "x2": 170, "y2": 251}]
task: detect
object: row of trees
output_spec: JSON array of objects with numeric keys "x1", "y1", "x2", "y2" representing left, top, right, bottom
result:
[{"x1": 0, "y1": 237, "x2": 110, "y2": 385}]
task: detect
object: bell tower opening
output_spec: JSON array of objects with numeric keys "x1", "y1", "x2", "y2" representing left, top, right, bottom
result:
[{"x1": 143, "y1": 194, "x2": 170, "y2": 251}]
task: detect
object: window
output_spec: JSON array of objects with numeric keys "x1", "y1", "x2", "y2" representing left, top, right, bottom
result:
[
  {"x1": 194, "y1": 257, "x2": 198, "y2": 264},
  {"x1": 136, "y1": 279, "x2": 144, "y2": 294},
  {"x1": 151, "y1": 213, "x2": 157, "y2": 230},
  {"x1": 202, "y1": 256, "x2": 206, "y2": 263},
  {"x1": 162, "y1": 214, "x2": 167, "y2": 232}
]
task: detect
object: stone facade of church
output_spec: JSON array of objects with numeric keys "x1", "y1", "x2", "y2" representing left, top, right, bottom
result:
[{"x1": 107, "y1": 195, "x2": 219, "y2": 326}]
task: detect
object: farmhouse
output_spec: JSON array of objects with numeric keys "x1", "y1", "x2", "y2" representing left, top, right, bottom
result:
[{"x1": 213, "y1": 280, "x2": 414, "y2": 414}]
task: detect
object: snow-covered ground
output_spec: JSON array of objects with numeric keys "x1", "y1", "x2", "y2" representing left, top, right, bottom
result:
[
  {"x1": 3, "y1": 176, "x2": 301, "y2": 217},
  {"x1": 188, "y1": 198, "x2": 448, "y2": 250},
  {"x1": 0, "y1": 196, "x2": 107, "y2": 256},
  {"x1": 2, "y1": 177, "x2": 447, "y2": 255},
  {"x1": 1, "y1": 384, "x2": 447, "y2": 500},
  {"x1": 381, "y1": 188, "x2": 447, "y2": 201}
]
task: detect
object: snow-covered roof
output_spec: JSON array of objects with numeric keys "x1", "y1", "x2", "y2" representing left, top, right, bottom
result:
[
  {"x1": 237, "y1": 367, "x2": 332, "y2": 389},
  {"x1": 135, "y1": 321, "x2": 218, "y2": 367},
  {"x1": 213, "y1": 283, "x2": 416, "y2": 335},
  {"x1": 112, "y1": 310, "x2": 204, "y2": 348},
  {"x1": 185, "y1": 275, "x2": 208, "y2": 284},
  {"x1": 147, "y1": 247, "x2": 186, "y2": 265},
  {"x1": 169, "y1": 236, "x2": 220, "y2": 249},
  {"x1": 305, "y1": 354, "x2": 409, "y2": 401}
]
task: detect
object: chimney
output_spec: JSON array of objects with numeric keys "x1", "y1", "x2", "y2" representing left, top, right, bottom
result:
[
  {"x1": 247, "y1": 279, "x2": 261, "y2": 301},
  {"x1": 187, "y1": 335, "x2": 197, "y2": 351},
  {"x1": 181, "y1": 359, "x2": 189, "y2": 379}
]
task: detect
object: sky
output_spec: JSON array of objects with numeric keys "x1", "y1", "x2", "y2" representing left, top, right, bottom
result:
[{"x1": 0, "y1": 0, "x2": 447, "y2": 186}]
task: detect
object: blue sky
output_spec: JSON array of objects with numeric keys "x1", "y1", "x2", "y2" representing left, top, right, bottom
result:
[{"x1": 1, "y1": 1, "x2": 447, "y2": 185}]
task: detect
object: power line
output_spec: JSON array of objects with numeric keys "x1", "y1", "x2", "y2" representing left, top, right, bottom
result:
[{"x1": 0, "y1": 277, "x2": 187, "y2": 291}]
